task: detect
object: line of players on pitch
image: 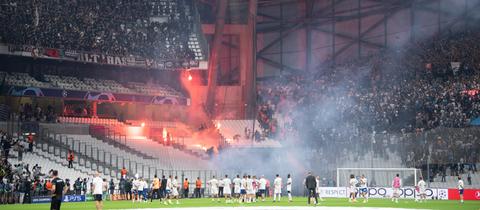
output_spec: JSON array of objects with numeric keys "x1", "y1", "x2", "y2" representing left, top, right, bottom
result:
[
  {"x1": 347, "y1": 174, "x2": 466, "y2": 204},
  {"x1": 206, "y1": 174, "x2": 299, "y2": 204},
  {"x1": 129, "y1": 173, "x2": 299, "y2": 205}
]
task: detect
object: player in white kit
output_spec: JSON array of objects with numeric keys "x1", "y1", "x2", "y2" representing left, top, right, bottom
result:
[
  {"x1": 165, "y1": 175, "x2": 173, "y2": 205},
  {"x1": 458, "y1": 176, "x2": 464, "y2": 204},
  {"x1": 209, "y1": 176, "x2": 220, "y2": 202},
  {"x1": 315, "y1": 176, "x2": 324, "y2": 202},
  {"x1": 222, "y1": 175, "x2": 232, "y2": 203},
  {"x1": 416, "y1": 177, "x2": 426, "y2": 203},
  {"x1": 259, "y1": 176, "x2": 267, "y2": 202},
  {"x1": 252, "y1": 176, "x2": 259, "y2": 203},
  {"x1": 348, "y1": 174, "x2": 358, "y2": 203},
  {"x1": 286, "y1": 174, "x2": 292, "y2": 202},
  {"x1": 273, "y1": 174, "x2": 282, "y2": 202},
  {"x1": 131, "y1": 177, "x2": 141, "y2": 203},
  {"x1": 359, "y1": 174, "x2": 368, "y2": 203},
  {"x1": 233, "y1": 175, "x2": 241, "y2": 202},
  {"x1": 171, "y1": 176, "x2": 180, "y2": 204},
  {"x1": 239, "y1": 175, "x2": 247, "y2": 203},
  {"x1": 246, "y1": 175, "x2": 254, "y2": 203}
]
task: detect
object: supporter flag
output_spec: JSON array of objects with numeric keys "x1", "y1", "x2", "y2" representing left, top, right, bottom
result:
[
  {"x1": 450, "y1": 62, "x2": 461, "y2": 75},
  {"x1": 470, "y1": 117, "x2": 480, "y2": 126},
  {"x1": 64, "y1": 50, "x2": 79, "y2": 59},
  {"x1": 31, "y1": 47, "x2": 39, "y2": 58},
  {"x1": 135, "y1": 57, "x2": 146, "y2": 67},
  {"x1": 425, "y1": 63, "x2": 432, "y2": 71},
  {"x1": 44, "y1": 48, "x2": 60, "y2": 58}
]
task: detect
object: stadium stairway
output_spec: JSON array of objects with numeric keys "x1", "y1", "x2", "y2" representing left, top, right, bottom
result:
[
  {"x1": 63, "y1": 117, "x2": 206, "y2": 160},
  {"x1": 213, "y1": 119, "x2": 282, "y2": 148},
  {"x1": 429, "y1": 169, "x2": 480, "y2": 188},
  {"x1": 150, "y1": 136, "x2": 209, "y2": 159},
  {"x1": 88, "y1": 126, "x2": 156, "y2": 160},
  {"x1": 123, "y1": 137, "x2": 212, "y2": 171},
  {"x1": 42, "y1": 126, "x2": 212, "y2": 176},
  {"x1": 10, "y1": 145, "x2": 97, "y2": 180},
  {"x1": 38, "y1": 128, "x2": 122, "y2": 178},
  {"x1": 0, "y1": 104, "x2": 10, "y2": 121}
]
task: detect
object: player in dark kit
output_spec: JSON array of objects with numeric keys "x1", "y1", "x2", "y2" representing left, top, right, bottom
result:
[{"x1": 50, "y1": 170, "x2": 68, "y2": 210}]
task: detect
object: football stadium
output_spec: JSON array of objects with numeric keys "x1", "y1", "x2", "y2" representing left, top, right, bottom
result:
[{"x1": 0, "y1": 0, "x2": 479, "y2": 210}]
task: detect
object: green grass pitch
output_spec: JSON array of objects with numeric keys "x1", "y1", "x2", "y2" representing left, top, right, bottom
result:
[{"x1": 0, "y1": 197, "x2": 478, "y2": 210}]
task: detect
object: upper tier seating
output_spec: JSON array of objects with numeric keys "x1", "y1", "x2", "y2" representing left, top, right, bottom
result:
[
  {"x1": 1, "y1": 71, "x2": 184, "y2": 97},
  {"x1": 4, "y1": 72, "x2": 51, "y2": 88},
  {"x1": 128, "y1": 82, "x2": 183, "y2": 97}
]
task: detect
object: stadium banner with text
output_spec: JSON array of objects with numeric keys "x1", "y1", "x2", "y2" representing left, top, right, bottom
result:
[
  {"x1": 319, "y1": 187, "x2": 448, "y2": 200},
  {"x1": 448, "y1": 189, "x2": 480, "y2": 200},
  {"x1": 31, "y1": 196, "x2": 53, "y2": 203},
  {"x1": 3, "y1": 44, "x2": 205, "y2": 70},
  {"x1": 5, "y1": 85, "x2": 189, "y2": 106},
  {"x1": 63, "y1": 195, "x2": 86, "y2": 202},
  {"x1": 31, "y1": 195, "x2": 86, "y2": 203}
]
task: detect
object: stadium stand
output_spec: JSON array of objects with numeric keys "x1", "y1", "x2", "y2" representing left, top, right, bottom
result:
[
  {"x1": 128, "y1": 82, "x2": 184, "y2": 97},
  {"x1": 256, "y1": 28, "x2": 480, "y2": 187},
  {"x1": 4, "y1": 72, "x2": 51, "y2": 88},
  {"x1": 0, "y1": 0, "x2": 205, "y2": 61},
  {"x1": 9, "y1": 146, "x2": 95, "y2": 179}
]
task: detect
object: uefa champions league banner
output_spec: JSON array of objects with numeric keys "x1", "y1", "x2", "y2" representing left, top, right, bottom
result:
[
  {"x1": 319, "y1": 187, "x2": 448, "y2": 200},
  {"x1": 5, "y1": 85, "x2": 189, "y2": 106},
  {"x1": 31, "y1": 195, "x2": 86, "y2": 203}
]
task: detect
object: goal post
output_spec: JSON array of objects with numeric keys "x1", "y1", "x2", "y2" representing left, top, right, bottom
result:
[{"x1": 336, "y1": 168, "x2": 422, "y2": 188}]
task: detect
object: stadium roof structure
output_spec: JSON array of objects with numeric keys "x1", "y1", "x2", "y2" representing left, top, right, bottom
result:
[{"x1": 199, "y1": 0, "x2": 480, "y2": 74}]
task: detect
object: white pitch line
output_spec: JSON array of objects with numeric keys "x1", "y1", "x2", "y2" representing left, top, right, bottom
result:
[{"x1": 115, "y1": 206, "x2": 429, "y2": 210}]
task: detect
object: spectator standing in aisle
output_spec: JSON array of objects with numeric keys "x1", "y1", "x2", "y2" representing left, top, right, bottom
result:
[
  {"x1": 467, "y1": 172, "x2": 472, "y2": 185},
  {"x1": 27, "y1": 134, "x2": 34, "y2": 152},
  {"x1": 67, "y1": 150, "x2": 74, "y2": 168},
  {"x1": 15, "y1": 142, "x2": 24, "y2": 161}
]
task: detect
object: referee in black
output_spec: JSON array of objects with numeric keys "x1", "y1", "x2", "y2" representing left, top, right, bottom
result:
[
  {"x1": 50, "y1": 170, "x2": 67, "y2": 210},
  {"x1": 305, "y1": 171, "x2": 318, "y2": 205}
]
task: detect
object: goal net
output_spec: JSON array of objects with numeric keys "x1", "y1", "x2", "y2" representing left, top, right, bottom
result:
[{"x1": 336, "y1": 168, "x2": 422, "y2": 188}]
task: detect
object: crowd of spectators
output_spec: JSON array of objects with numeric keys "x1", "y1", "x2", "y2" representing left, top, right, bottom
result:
[
  {"x1": 0, "y1": 0, "x2": 196, "y2": 60},
  {"x1": 257, "y1": 28, "x2": 480, "y2": 178},
  {"x1": 18, "y1": 103, "x2": 57, "y2": 123}
]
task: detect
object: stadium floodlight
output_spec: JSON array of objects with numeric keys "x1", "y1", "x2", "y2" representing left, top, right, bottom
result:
[{"x1": 336, "y1": 168, "x2": 422, "y2": 188}]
